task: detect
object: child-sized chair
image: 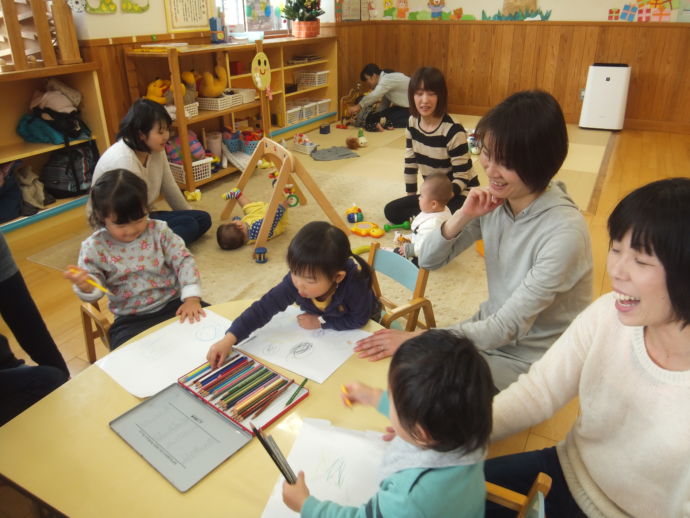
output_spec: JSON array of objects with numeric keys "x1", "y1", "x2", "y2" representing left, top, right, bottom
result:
[
  {"x1": 366, "y1": 242, "x2": 436, "y2": 331},
  {"x1": 80, "y1": 300, "x2": 111, "y2": 363},
  {"x1": 486, "y1": 472, "x2": 552, "y2": 518}
]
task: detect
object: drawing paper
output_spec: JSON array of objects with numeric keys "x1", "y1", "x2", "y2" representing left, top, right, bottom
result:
[
  {"x1": 97, "y1": 310, "x2": 232, "y2": 398},
  {"x1": 236, "y1": 306, "x2": 371, "y2": 383},
  {"x1": 262, "y1": 419, "x2": 389, "y2": 517}
]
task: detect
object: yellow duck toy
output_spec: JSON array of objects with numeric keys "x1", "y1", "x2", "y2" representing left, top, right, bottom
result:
[{"x1": 199, "y1": 66, "x2": 228, "y2": 98}]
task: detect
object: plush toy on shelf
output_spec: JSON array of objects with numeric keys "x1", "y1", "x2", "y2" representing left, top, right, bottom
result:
[
  {"x1": 199, "y1": 66, "x2": 228, "y2": 98},
  {"x1": 144, "y1": 78, "x2": 169, "y2": 104}
]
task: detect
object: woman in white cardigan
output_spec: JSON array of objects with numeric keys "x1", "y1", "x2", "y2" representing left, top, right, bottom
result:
[
  {"x1": 93, "y1": 99, "x2": 211, "y2": 246},
  {"x1": 486, "y1": 177, "x2": 690, "y2": 517}
]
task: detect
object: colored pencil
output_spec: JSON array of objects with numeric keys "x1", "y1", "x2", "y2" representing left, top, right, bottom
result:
[
  {"x1": 68, "y1": 268, "x2": 112, "y2": 295},
  {"x1": 341, "y1": 385, "x2": 353, "y2": 408},
  {"x1": 251, "y1": 423, "x2": 297, "y2": 484},
  {"x1": 249, "y1": 381, "x2": 292, "y2": 419},
  {"x1": 285, "y1": 377, "x2": 308, "y2": 407}
]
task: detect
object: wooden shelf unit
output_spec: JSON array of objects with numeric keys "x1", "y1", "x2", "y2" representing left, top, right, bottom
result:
[
  {"x1": 0, "y1": 61, "x2": 109, "y2": 172},
  {"x1": 124, "y1": 36, "x2": 337, "y2": 192}
]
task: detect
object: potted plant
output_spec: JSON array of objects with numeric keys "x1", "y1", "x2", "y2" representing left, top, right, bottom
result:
[{"x1": 282, "y1": 0, "x2": 325, "y2": 38}]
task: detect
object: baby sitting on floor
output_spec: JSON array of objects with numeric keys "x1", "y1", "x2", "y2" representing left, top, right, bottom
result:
[{"x1": 216, "y1": 188, "x2": 288, "y2": 250}]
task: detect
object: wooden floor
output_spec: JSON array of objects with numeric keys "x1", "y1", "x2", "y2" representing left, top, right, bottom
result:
[{"x1": 0, "y1": 128, "x2": 688, "y2": 517}]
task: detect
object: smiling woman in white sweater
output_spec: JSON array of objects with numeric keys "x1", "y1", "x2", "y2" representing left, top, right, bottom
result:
[
  {"x1": 92, "y1": 99, "x2": 211, "y2": 246},
  {"x1": 487, "y1": 177, "x2": 690, "y2": 518}
]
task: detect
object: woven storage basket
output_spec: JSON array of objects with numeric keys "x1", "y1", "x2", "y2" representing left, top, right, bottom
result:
[
  {"x1": 197, "y1": 96, "x2": 234, "y2": 111},
  {"x1": 315, "y1": 99, "x2": 331, "y2": 114},
  {"x1": 293, "y1": 140, "x2": 317, "y2": 155},
  {"x1": 296, "y1": 70, "x2": 329, "y2": 89},
  {"x1": 242, "y1": 140, "x2": 260, "y2": 155},
  {"x1": 170, "y1": 102, "x2": 199, "y2": 121},
  {"x1": 300, "y1": 101, "x2": 318, "y2": 119},
  {"x1": 235, "y1": 88, "x2": 257, "y2": 103},
  {"x1": 169, "y1": 157, "x2": 213, "y2": 183},
  {"x1": 286, "y1": 104, "x2": 302, "y2": 125}
]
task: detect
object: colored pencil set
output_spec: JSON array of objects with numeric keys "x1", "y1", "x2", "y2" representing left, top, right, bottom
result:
[{"x1": 178, "y1": 353, "x2": 307, "y2": 430}]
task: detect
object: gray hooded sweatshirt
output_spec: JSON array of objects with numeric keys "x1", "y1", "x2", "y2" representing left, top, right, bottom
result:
[{"x1": 419, "y1": 181, "x2": 592, "y2": 365}]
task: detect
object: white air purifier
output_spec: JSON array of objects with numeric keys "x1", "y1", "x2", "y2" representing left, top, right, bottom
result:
[{"x1": 579, "y1": 63, "x2": 631, "y2": 131}]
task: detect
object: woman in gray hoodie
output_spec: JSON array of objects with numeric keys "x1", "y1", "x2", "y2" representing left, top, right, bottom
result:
[{"x1": 355, "y1": 90, "x2": 593, "y2": 391}]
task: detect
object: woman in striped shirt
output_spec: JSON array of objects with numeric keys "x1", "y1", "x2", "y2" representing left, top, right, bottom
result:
[{"x1": 384, "y1": 67, "x2": 478, "y2": 225}]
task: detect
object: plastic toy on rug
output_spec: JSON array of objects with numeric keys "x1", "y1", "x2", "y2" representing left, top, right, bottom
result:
[
  {"x1": 292, "y1": 133, "x2": 317, "y2": 155},
  {"x1": 357, "y1": 128, "x2": 368, "y2": 147},
  {"x1": 184, "y1": 189, "x2": 201, "y2": 201},
  {"x1": 351, "y1": 221, "x2": 385, "y2": 238},
  {"x1": 383, "y1": 220, "x2": 411, "y2": 232},
  {"x1": 345, "y1": 204, "x2": 364, "y2": 223}
]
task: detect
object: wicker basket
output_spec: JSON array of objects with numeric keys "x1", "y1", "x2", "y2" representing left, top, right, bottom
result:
[
  {"x1": 293, "y1": 140, "x2": 317, "y2": 155},
  {"x1": 169, "y1": 157, "x2": 213, "y2": 183},
  {"x1": 296, "y1": 70, "x2": 329, "y2": 90},
  {"x1": 169, "y1": 102, "x2": 199, "y2": 121},
  {"x1": 300, "y1": 101, "x2": 318, "y2": 119},
  {"x1": 197, "y1": 96, "x2": 235, "y2": 111},
  {"x1": 315, "y1": 98, "x2": 331, "y2": 115},
  {"x1": 242, "y1": 140, "x2": 261, "y2": 155},
  {"x1": 235, "y1": 88, "x2": 257, "y2": 103},
  {"x1": 286, "y1": 104, "x2": 302, "y2": 125}
]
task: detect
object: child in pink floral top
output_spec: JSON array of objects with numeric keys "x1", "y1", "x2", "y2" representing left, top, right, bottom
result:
[{"x1": 65, "y1": 169, "x2": 206, "y2": 349}]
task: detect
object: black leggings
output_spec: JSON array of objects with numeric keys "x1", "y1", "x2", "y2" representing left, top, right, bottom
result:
[{"x1": 364, "y1": 106, "x2": 409, "y2": 132}]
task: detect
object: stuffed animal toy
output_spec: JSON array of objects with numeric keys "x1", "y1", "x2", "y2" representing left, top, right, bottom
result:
[
  {"x1": 144, "y1": 78, "x2": 168, "y2": 104},
  {"x1": 165, "y1": 129, "x2": 207, "y2": 164},
  {"x1": 199, "y1": 66, "x2": 228, "y2": 98},
  {"x1": 181, "y1": 70, "x2": 201, "y2": 104}
]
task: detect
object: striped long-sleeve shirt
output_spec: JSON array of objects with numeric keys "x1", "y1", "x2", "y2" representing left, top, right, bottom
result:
[{"x1": 404, "y1": 114, "x2": 476, "y2": 196}]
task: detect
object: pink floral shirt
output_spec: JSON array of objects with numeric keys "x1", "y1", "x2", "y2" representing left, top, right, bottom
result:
[{"x1": 74, "y1": 219, "x2": 201, "y2": 316}]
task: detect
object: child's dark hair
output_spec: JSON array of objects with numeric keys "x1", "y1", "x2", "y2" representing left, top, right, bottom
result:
[
  {"x1": 360, "y1": 63, "x2": 382, "y2": 81},
  {"x1": 408, "y1": 67, "x2": 448, "y2": 118},
  {"x1": 287, "y1": 221, "x2": 372, "y2": 287},
  {"x1": 388, "y1": 329, "x2": 494, "y2": 453},
  {"x1": 116, "y1": 98, "x2": 172, "y2": 153},
  {"x1": 422, "y1": 173, "x2": 453, "y2": 205},
  {"x1": 608, "y1": 177, "x2": 690, "y2": 327},
  {"x1": 216, "y1": 223, "x2": 246, "y2": 250},
  {"x1": 89, "y1": 169, "x2": 148, "y2": 228},
  {"x1": 475, "y1": 90, "x2": 568, "y2": 193}
]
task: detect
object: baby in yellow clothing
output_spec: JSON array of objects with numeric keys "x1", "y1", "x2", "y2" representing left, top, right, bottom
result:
[{"x1": 216, "y1": 190, "x2": 288, "y2": 250}]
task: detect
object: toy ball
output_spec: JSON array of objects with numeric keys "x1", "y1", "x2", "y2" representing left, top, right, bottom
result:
[{"x1": 345, "y1": 205, "x2": 363, "y2": 223}]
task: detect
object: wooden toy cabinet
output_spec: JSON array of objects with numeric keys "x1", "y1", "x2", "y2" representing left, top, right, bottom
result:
[{"x1": 124, "y1": 36, "x2": 337, "y2": 192}]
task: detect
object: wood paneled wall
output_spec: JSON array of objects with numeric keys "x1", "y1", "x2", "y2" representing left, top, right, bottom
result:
[
  {"x1": 334, "y1": 21, "x2": 690, "y2": 133},
  {"x1": 81, "y1": 22, "x2": 690, "y2": 139}
]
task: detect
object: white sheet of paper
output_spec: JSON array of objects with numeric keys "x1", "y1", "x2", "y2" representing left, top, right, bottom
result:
[
  {"x1": 235, "y1": 306, "x2": 371, "y2": 384},
  {"x1": 96, "y1": 310, "x2": 232, "y2": 398},
  {"x1": 262, "y1": 418, "x2": 389, "y2": 518}
]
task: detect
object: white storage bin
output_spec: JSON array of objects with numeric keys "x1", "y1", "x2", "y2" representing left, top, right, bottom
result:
[
  {"x1": 300, "y1": 101, "x2": 318, "y2": 119},
  {"x1": 296, "y1": 70, "x2": 329, "y2": 90},
  {"x1": 169, "y1": 102, "x2": 199, "y2": 121},
  {"x1": 197, "y1": 96, "x2": 234, "y2": 111},
  {"x1": 315, "y1": 98, "x2": 331, "y2": 115},
  {"x1": 235, "y1": 88, "x2": 257, "y2": 103},
  {"x1": 286, "y1": 105, "x2": 302, "y2": 125},
  {"x1": 169, "y1": 157, "x2": 213, "y2": 183}
]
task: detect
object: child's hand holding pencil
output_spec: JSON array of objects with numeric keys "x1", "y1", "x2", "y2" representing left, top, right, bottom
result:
[
  {"x1": 340, "y1": 382, "x2": 383, "y2": 409},
  {"x1": 64, "y1": 265, "x2": 111, "y2": 295}
]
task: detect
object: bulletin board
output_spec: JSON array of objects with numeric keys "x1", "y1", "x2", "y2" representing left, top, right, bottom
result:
[
  {"x1": 164, "y1": 0, "x2": 213, "y2": 32},
  {"x1": 341, "y1": 0, "x2": 362, "y2": 20}
]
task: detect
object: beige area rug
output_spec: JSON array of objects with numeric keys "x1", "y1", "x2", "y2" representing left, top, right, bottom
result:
[{"x1": 27, "y1": 116, "x2": 610, "y2": 328}]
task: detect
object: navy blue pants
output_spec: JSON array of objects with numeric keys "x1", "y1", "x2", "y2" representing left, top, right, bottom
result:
[
  {"x1": 0, "y1": 362, "x2": 67, "y2": 426},
  {"x1": 108, "y1": 298, "x2": 210, "y2": 350},
  {"x1": 365, "y1": 106, "x2": 409, "y2": 132},
  {"x1": 485, "y1": 447, "x2": 586, "y2": 517},
  {"x1": 150, "y1": 209, "x2": 211, "y2": 246}
]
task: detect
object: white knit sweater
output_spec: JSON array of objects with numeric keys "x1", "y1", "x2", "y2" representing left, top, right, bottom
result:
[{"x1": 492, "y1": 293, "x2": 690, "y2": 517}]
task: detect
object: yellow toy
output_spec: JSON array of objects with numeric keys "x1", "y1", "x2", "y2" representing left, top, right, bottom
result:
[
  {"x1": 352, "y1": 245, "x2": 371, "y2": 255},
  {"x1": 184, "y1": 189, "x2": 202, "y2": 201},
  {"x1": 351, "y1": 221, "x2": 385, "y2": 238},
  {"x1": 144, "y1": 78, "x2": 169, "y2": 104},
  {"x1": 199, "y1": 66, "x2": 228, "y2": 98},
  {"x1": 345, "y1": 204, "x2": 363, "y2": 223}
]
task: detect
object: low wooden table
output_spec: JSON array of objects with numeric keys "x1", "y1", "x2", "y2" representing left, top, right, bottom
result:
[{"x1": 0, "y1": 300, "x2": 389, "y2": 517}]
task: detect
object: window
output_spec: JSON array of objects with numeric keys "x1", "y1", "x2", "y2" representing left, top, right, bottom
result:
[{"x1": 220, "y1": 0, "x2": 289, "y2": 33}]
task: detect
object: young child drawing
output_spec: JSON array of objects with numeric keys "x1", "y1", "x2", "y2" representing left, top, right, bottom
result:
[
  {"x1": 65, "y1": 169, "x2": 206, "y2": 349},
  {"x1": 384, "y1": 67, "x2": 477, "y2": 225},
  {"x1": 282, "y1": 329, "x2": 494, "y2": 517},
  {"x1": 206, "y1": 221, "x2": 381, "y2": 369},
  {"x1": 216, "y1": 188, "x2": 288, "y2": 250},
  {"x1": 395, "y1": 173, "x2": 453, "y2": 261}
]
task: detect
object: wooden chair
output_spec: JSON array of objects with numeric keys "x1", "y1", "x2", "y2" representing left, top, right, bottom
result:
[
  {"x1": 80, "y1": 300, "x2": 111, "y2": 363},
  {"x1": 366, "y1": 242, "x2": 436, "y2": 331},
  {"x1": 486, "y1": 472, "x2": 552, "y2": 518}
]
